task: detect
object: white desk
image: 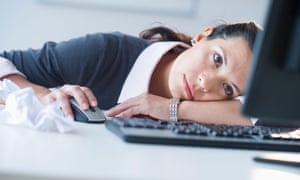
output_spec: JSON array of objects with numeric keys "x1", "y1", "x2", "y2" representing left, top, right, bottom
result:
[{"x1": 0, "y1": 121, "x2": 299, "y2": 180}]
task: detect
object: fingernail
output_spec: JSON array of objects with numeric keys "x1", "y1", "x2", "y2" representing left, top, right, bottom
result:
[
  {"x1": 91, "y1": 101, "x2": 97, "y2": 107},
  {"x1": 67, "y1": 115, "x2": 74, "y2": 120},
  {"x1": 82, "y1": 103, "x2": 89, "y2": 109}
]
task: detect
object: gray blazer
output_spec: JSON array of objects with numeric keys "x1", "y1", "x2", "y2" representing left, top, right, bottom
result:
[{"x1": 0, "y1": 32, "x2": 150, "y2": 109}]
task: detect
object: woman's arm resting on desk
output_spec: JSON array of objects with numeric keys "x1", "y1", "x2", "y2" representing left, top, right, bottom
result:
[
  {"x1": 0, "y1": 74, "x2": 51, "y2": 104},
  {"x1": 106, "y1": 93, "x2": 252, "y2": 126},
  {"x1": 179, "y1": 100, "x2": 252, "y2": 126},
  {"x1": 0, "y1": 74, "x2": 97, "y2": 118}
]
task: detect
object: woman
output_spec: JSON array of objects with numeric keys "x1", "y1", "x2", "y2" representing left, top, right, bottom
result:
[{"x1": 0, "y1": 21, "x2": 261, "y2": 125}]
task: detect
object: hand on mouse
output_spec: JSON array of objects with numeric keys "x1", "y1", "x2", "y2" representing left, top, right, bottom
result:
[{"x1": 39, "y1": 84, "x2": 98, "y2": 118}]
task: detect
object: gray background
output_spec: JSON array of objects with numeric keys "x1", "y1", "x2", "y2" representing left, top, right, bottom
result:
[{"x1": 0, "y1": 0, "x2": 270, "y2": 51}]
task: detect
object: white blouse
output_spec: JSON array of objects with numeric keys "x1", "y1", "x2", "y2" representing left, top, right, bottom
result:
[{"x1": 0, "y1": 57, "x2": 25, "y2": 79}]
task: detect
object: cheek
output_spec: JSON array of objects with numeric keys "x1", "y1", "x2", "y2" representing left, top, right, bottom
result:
[
  {"x1": 172, "y1": 48, "x2": 211, "y2": 83},
  {"x1": 178, "y1": 52, "x2": 207, "y2": 71},
  {"x1": 185, "y1": 56, "x2": 209, "y2": 77}
]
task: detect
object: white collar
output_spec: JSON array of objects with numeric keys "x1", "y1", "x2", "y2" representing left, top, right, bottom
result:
[{"x1": 118, "y1": 41, "x2": 190, "y2": 103}]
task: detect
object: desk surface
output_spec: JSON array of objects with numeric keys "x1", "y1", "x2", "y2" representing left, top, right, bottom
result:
[{"x1": 0, "y1": 121, "x2": 299, "y2": 180}]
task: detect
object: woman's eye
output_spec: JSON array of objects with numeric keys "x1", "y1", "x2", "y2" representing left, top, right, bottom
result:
[
  {"x1": 223, "y1": 83, "x2": 234, "y2": 97},
  {"x1": 213, "y1": 52, "x2": 223, "y2": 68}
]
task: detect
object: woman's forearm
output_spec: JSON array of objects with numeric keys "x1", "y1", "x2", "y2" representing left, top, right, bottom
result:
[
  {"x1": 0, "y1": 56, "x2": 51, "y2": 104},
  {"x1": 178, "y1": 100, "x2": 252, "y2": 126},
  {"x1": 1, "y1": 74, "x2": 51, "y2": 102}
]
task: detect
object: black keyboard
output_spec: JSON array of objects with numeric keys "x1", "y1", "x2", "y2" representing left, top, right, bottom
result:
[{"x1": 105, "y1": 117, "x2": 300, "y2": 152}]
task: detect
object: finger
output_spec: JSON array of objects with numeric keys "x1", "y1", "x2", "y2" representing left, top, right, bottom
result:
[
  {"x1": 106, "y1": 93, "x2": 154, "y2": 117},
  {"x1": 105, "y1": 103, "x2": 134, "y2": 117},
  {"x1": 58, "y1": 93, "x2": 74, "y2": 118},
  {"x1": 107, "y1": 100, "x2": 148, "y2": 118},
  {"x1": 112, "y1": 106, "x2": 141, "y2": 118},
  {"x1": 105, "y1": 103, "x2": 128, "y2": 117},
  {"x1": 62, "y1": 85, "x2": 90, "y2": 110},
  {"x1": 80, "y1": 86, "x2": 98, "y2": 107}
]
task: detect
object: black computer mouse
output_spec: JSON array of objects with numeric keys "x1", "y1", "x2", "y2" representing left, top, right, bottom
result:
[{"x1": 70, "y1": 99, "x2": 106, "y2": 123}]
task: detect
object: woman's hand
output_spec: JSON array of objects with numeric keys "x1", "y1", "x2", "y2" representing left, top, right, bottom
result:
[
  {"x1": 2, "y1": 75, "x2": 97, "y2": 118},
  {"x1": 106, "y1": 93, "x2": 170, "y2": 121},
  {"x1": 39, "y1": 84, "x2": 98, "y2": 118}
]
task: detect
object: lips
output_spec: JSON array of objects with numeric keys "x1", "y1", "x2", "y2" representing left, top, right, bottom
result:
[{"x1": 183, "y1": 74, "x2": 194, "y2": 100}]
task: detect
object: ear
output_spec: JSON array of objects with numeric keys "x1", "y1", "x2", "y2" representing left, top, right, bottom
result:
[{"x1": 193, "y1": 27, "x2": 214, "y2": 42}]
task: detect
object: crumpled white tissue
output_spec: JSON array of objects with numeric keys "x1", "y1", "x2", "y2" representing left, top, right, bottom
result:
[{"x1": 0, "y1": 79, "x2": 74, "y2": 133}]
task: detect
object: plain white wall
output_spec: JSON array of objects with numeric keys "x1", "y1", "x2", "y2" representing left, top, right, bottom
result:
[{"x1": 0, "y1": 0, "x2": 270, "y2": 51}]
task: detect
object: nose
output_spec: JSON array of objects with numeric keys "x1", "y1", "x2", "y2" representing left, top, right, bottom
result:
[{"x1": 198, "y1": 72, "x2": 216, "y2": 92}]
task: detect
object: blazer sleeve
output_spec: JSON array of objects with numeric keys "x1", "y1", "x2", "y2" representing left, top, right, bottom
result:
[
  {"x1": 0, "y1": 32, "x2": 148, "y2": 88},
  {"x1": 0, "y1": 32, "x2": 150, "y2": 108}
]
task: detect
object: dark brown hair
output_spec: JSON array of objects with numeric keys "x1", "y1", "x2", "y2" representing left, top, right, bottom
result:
[{"x1": 139, "y1": 21, "x2": 262, "y2": 51}]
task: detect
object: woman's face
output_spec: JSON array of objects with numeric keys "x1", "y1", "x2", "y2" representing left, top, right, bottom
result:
[{"x1": 168, "y1": 36, "x2": 252, "y2": 101}]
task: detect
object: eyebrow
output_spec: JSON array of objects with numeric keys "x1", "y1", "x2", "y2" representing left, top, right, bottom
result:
[{"x1": 231, "y1": 82, "x2": 241, "y2": 95}]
